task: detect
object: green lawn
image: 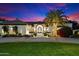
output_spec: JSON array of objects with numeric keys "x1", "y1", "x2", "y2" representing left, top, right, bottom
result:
[{"x1": 0, "y1": 42, "x2": 79, "y2": 56}]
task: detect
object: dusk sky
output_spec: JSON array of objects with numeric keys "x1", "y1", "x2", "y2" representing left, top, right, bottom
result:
[{"x1": 0, "y1": 3, "x2": 79, "y2": 22}]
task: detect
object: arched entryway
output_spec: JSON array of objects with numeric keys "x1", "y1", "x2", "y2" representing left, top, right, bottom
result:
[{"x1": 36, "y1": 25, "x2": 44, "y2": 37}]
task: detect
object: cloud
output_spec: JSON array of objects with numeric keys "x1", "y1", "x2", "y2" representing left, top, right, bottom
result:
[
  {"x1": 55, "y1": 3, "x2": 67, "y2": 7},
  {"x1": 0, "y1": 16, "x2": 16, "y2": 21},
  {"x1": 0, "y1": 4, "x2": 15, "y2": 14},
  {"x1": 20, "y1": 16, "x2": 45, "y2": 22},
  {"x1": 0, "y1": 7, "x2": 12, "y2": 14},
  {"x1": 68, "y1": 12, "x2": 79, "y2": 21},
  {"x1": 42, "y1": 3, "x2": 67, "y2": 11},
  {"x1": 0, "y1": 4, "x2": 28, "y2": 14}
]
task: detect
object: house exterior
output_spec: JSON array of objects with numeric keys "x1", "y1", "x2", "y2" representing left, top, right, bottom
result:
[
  {"x1": 0, "y1": 19, "x2": 73, "y2": 37},
  {"x1": 0, "y1": 19, "x2": 51, "y2": 37}
]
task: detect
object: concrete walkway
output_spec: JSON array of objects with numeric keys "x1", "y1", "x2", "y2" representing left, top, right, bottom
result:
[{"x1": 0, "y1": 37, "x2": 79, "y2": 44}]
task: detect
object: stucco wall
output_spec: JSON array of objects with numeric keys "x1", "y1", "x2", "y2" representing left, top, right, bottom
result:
[{"x1": 0, "y1": 25, "x2": 3, "y2": 35}]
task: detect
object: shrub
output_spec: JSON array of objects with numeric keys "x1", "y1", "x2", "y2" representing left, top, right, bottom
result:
[
  {"x1": 33, "y1": 33, "x2": 37, "y2": 36},
  {"x1": 44, "y1": 32, "x2": 48, "y2": 36},
  {"x1": 57, "y1": 26, "x2": 73, "y2": 37},
  {"x1": 74, "y1": 31, "x2": 79, "y2": 38}
]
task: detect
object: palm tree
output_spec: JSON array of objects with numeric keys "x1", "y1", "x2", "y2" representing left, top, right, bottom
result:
[{"x1": 44, "y1": 9, "x2": 68, "y2": 37}]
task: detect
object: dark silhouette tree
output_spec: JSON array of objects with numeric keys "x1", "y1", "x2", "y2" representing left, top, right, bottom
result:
[
  {"x1": 2, "y1": 25, "x2": 9, "y2": 35},
  {"x1": 13, "y1": 26, "x2": 18, "y2": 35}
]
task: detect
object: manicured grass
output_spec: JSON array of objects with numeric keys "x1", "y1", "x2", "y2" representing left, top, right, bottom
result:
[{"x1": 0, "y1": 42, "x2": 79, "y2": 56}]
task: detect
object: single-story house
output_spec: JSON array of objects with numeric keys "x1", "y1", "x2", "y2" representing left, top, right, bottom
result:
[{"x1": 0, "y1": 19, "x2": 73, "y2": 37}]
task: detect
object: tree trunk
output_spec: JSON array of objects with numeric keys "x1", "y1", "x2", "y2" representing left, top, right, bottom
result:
[{"x1": 52, "y1": 23, "x2": 58, "y2": 37}]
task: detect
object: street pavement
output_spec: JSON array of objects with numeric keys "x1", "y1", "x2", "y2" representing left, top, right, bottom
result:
[{"x1": 0, "y1": 37, "x2": 79, "y2": 44}]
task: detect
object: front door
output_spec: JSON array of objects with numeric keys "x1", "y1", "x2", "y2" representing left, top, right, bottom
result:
[{"x1": 36, "y1": 25, "x2": 44, "y2": 37}]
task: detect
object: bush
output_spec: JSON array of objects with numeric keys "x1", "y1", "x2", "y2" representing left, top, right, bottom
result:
[
  {"x1": 23, "y1": 35, "x2": 32, "y2": 37},
  {"x1": 44, "y1": 32, "x2": 48, "y2": 36},
  {"x1": 33, "y1": 33, "x2": 37, "y2": 36},
  {"x1": 57, "y1": 26, "x2": 73, "y2": 37},
  {"x1": 73, "y1": 31, "x2": 79, "y2": 38},
  {"x1": 2, "y1": 34, "x2": 17, "y2": 37}
]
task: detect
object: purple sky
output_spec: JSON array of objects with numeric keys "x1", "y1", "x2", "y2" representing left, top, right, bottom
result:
[{"x1": 0, "y1": 3, "x2": 79, "y2": 22}]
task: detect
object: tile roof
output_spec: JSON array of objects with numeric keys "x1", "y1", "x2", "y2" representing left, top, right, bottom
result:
[{"x1": 0, "y1": 19, "x2": 45, "y2": 25}]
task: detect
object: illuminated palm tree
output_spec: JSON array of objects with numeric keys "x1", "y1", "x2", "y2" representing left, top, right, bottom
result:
[{"x1": 44, "y1": 9, "x2": 68, "y2": 37}]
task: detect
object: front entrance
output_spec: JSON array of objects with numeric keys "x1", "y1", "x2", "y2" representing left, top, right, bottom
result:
[{"x1": 36, "y1": 25, "x2": 44, "y2": 37}]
